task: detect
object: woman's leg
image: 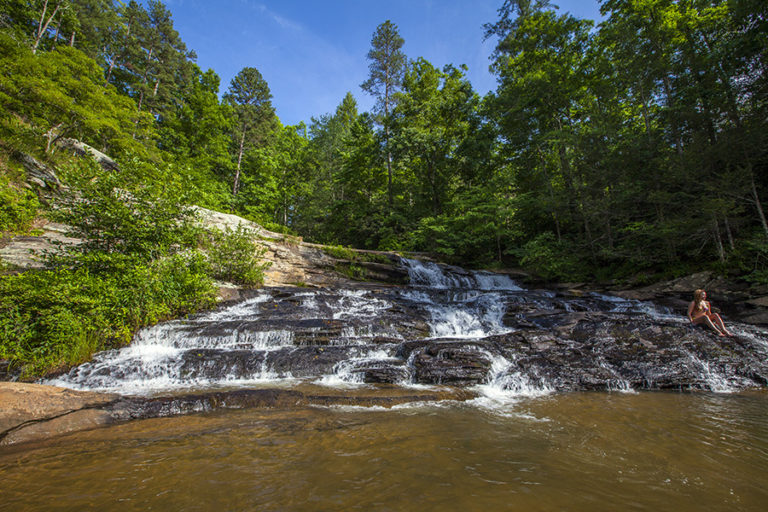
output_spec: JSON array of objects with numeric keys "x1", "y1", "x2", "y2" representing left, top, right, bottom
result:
[
  {"x1": 711, "y1": 313, "x2": 732, "y2": 336},
  {"x1": 693, "y1": 315, "x2": 725, "y2": 335}
]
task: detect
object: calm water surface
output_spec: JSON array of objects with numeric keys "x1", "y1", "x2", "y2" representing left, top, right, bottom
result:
[{"x1": 2, "y1": 391, "x2": 767, "y2": 511}]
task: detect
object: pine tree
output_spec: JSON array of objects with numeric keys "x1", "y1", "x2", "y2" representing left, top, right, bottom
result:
[
  {"x1": 223, "y1": 67, "x2": 274, "y2": 196},
  {"x1": 361, "y1": 20, "x2": 406, "y2": 208}
]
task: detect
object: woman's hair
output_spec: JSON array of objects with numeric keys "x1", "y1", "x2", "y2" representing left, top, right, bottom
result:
[{"x1": 693, "y1": 289, "x2": 705, "y2": 304}]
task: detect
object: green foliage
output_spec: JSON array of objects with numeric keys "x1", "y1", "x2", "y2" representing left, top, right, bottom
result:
[
  {"x1": 322, "y1": 245, "x2": 358, "y2": 261},
  {"x1": 224, "y1": 66, "x2": 276, "y2": 196},
  {"x1": 734, "y1": 236, "x2": 768, "y2": 285},
  {"x1": 203, "y1": 224, "x2": 270, "y2": 286},
  {"x1": 322, "y1": 244, "x2": 389, "y2": 264},
  {"x1": 0, "y1": 32, "x2": 152, "y2": 157},
  {"x1": 0, "y1": 171, "x2": 39, "y2": 232},
  {"x1": 0, "y1": 252, "x2": 216, "y2": 377},
  {"x1": 49, "y1": 159, "x2": 197, "y2": 267},
  {"x1": 0, "y1": 157, "x2": 223, "y2": 376},
  {"x1": 518, "y1": 232, "x2": 584, "y2": 282},
  {"x1": 334, "y1": 262, "x2": 368, "y2": 281}
]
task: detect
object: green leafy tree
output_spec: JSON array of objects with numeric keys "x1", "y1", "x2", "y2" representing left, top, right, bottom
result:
[
  {"x1": 297, "y1": 92, "x2": 359, "y2": 240},
  {"x1": 158, "y1": 65, "x2": 233, "y2": 208},
  {"x1": 0, "y1": 33, "x2": 151, "y2": 156},
  {"x1": 361, "y1": 20, "x2": 406, "y2": 208},
  {"x1": 392, "y1": 59, "x2": 478, "y2": 217},
  {"x1": 224, "y1": 66, "x2": 275, "y2": 196}
]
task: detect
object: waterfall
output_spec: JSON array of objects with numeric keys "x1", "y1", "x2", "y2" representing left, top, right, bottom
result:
[{"x1": 46, "y1": 257, "x2": 767, "y2": 402}]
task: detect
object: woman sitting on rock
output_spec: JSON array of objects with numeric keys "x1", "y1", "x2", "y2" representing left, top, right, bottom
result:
[{"x1": 688, "y1": 289, "x2": 732, "y2": 336}]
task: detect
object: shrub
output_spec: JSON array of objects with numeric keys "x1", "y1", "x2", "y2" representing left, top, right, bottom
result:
[
  {"x1": 518, "y1": 232, "x2": 583, "y2": 281},
  {"x1": 203, "y1": 224, "x2": 271, "y2": 286},
  {"x1": 322, "y1": 244, "x2": 390, "y2": 264},
  {"x1": 0, "y1": 252, "x2": 217, "y2": 377},
  {"x1": 0, "y1": 172, "x2": 39, "y2": 233}
]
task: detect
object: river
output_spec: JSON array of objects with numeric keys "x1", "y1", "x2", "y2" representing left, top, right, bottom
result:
[{"x1": 1, "y1": 389, "x2": 766, "y2": 511}]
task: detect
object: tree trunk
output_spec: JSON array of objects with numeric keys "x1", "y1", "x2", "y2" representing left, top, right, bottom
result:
[
  {"x1": 386, "y1": 128, "x2": 393, "y2": 207},
  {"x1": 750, "y1": 167, "x2": 768, "y2": 239},
  {"x1": 639, "y1": 84, "x2": 652, "y2": 143},
  {"x1": 723, "y1": 215, "x2": 735, "y2": 251},
  {"x1": 233, "y1": 129, "x2": 246, "y2": 196},
  {"x1": 132, "y1": 90, "x2": 145, "y2": 138},
  {"x1": 105, "y1": 56, "x2": 116, "y2": 83},
  {"x1": 540, "y1": 150, "x2": 561, "y2": 241},
  {"x1": 32, "y1": 0, "x2": 63, "y2": 55},
  {"x1": 428, "y1": 158, "x2": 439, "y2": 215},
  {"x1": 69, "y1": 31, "x2": 75, "y2": 47},
  {"x1": 713, "y1": 216, "x2": 725, "y2": 263},
  {"x1": 661, "y1": 74, "x2": 683, "y2": 157}
]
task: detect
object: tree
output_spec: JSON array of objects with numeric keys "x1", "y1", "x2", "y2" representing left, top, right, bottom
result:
[
  {"x1": 0, "y1": 33, "x2": 151, "y2": 156},
  {"x1": 223, "y1": 66, "x2": 275, "y2": 196},
  {"x1": 392, "y1": 59, "x2": 478, "y2": 217},
  {"x1": 157, "y1": 65, "x2": 234, "y2": 208},
  {"x1": 361, "y1": 20, "x2": 406, "y2": 208},
  {"x1": 296, "y1": 92, "x2": 359, "y2": 240},
  {"x1": 31, "y1": 0, "x2": 67, "y2": 54}
]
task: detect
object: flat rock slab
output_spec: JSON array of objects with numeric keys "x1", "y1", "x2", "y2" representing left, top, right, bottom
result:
[
  {"x1": 0, "y1": 383, "x2": 459, "y2": 447},
  {"x1": 0, "y1": 382, "x2": 117, "y2": 443}
]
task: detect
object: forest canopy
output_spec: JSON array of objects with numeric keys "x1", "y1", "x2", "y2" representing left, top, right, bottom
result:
[{"x1": 1, "y1": 0, "x2": 767, "y2": 285}]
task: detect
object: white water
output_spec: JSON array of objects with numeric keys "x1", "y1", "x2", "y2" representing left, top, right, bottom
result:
[{"x1": 46, "y1": 257, "x2": 761, "y2": 405}]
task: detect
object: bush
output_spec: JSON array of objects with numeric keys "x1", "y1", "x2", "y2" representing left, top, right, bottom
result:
[
  {"x1": 203, "y1": 224, "x2": 270, "y2": 286},
  {"x1": 0, "y1": 253, "x2": 216, "y2": 377},
  {"x1": 49, "y1": 159, "x2": 198, "y2": 265},
  {"x1": 0, "y1": 159, "x2": 224, "y2": 377},
  {"x1": 322, "y1": 244, "x2": 389, "y2": 264},
  {"x1": 0, "y1": 172, "x2": 39, "y2": 233}
]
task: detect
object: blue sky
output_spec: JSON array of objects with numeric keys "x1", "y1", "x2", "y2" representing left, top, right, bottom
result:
[{"x1": 165, "y1": 0, "x2": 603, "y2": 126}]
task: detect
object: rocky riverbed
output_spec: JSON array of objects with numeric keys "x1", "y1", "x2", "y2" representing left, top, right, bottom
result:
[{"x1": 3, "y1": 186, "x2": 768, "y2": 447}]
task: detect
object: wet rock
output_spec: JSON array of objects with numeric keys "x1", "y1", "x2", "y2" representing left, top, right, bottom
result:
[
  {"x1": 108, "y1": 389, "x2": 305, "y2": 421},
  {"x1": 409, "y1": 341, "x2": 495, "y2": 385},
  {"x1": 1, "y1": 384, "x2": 465, "y2": 446},
  {"x1": 350, "y1": 362, "x2": 411, "y2": 384},
  {"x1": 0, "y1": 360, "x2": 20, "y2": 382},
  {"x1": 0, "y1": 383, "x2": 118, "y2": 446},
  {"x1": 266, "y1": 346, "x2": 360, "y2": 377},
  {"x1": 487, "y1": 315, "x2": 768, "y2": 392},
  {"x1": 356, "y1": 260, "x2": 410, "y2": 284},
  {"x1": 180, "y1": 349, "x2": 267, "y2": 380}
]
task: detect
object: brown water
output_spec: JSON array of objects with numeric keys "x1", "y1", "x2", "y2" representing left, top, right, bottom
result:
[{"x1": 2, "y1": 391, "x2": 767, "y2": 511}]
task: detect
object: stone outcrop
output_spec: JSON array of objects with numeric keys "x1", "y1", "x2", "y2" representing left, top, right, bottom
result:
[
  {"x1": 0, "y1": 383, "x2": 454, "y2": 447},
  {"x1": 56, "y1": 138, "x2": 119, "y2": 171},
  {"x1": 16, "y1": 152, "x2": 63, "y2": 192},
  {"x1": 1, "y1": 206, "x2": 405, "y2": 289},
  {"x1": 0, "y1": 383, "x2": 117, "y2": 446},
  {"x1": 0, "y1": 222, "x2": 80, "y2": 269}
]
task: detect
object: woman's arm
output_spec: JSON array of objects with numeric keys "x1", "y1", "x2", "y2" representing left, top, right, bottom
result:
[{"x1": 687, "y1": 301, "x2": 695, "y2": 322}]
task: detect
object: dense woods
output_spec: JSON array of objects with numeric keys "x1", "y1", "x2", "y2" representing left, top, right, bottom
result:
[{"x1": 1, "y1": 0, "x2": 767, "y2": 373}]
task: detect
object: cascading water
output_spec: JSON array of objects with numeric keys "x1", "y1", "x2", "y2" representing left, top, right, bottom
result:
[{"x1": 48, "y1": 257, "x2": 768, "y2": 401}]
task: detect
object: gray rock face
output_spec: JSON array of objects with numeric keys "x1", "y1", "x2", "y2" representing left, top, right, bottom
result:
[
  {"x1": 56, "y1": 138, "x2": 119, "y2": 171},
  {"x1": 46, "y1": 278, "x2": 768, "y2": 396}
]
